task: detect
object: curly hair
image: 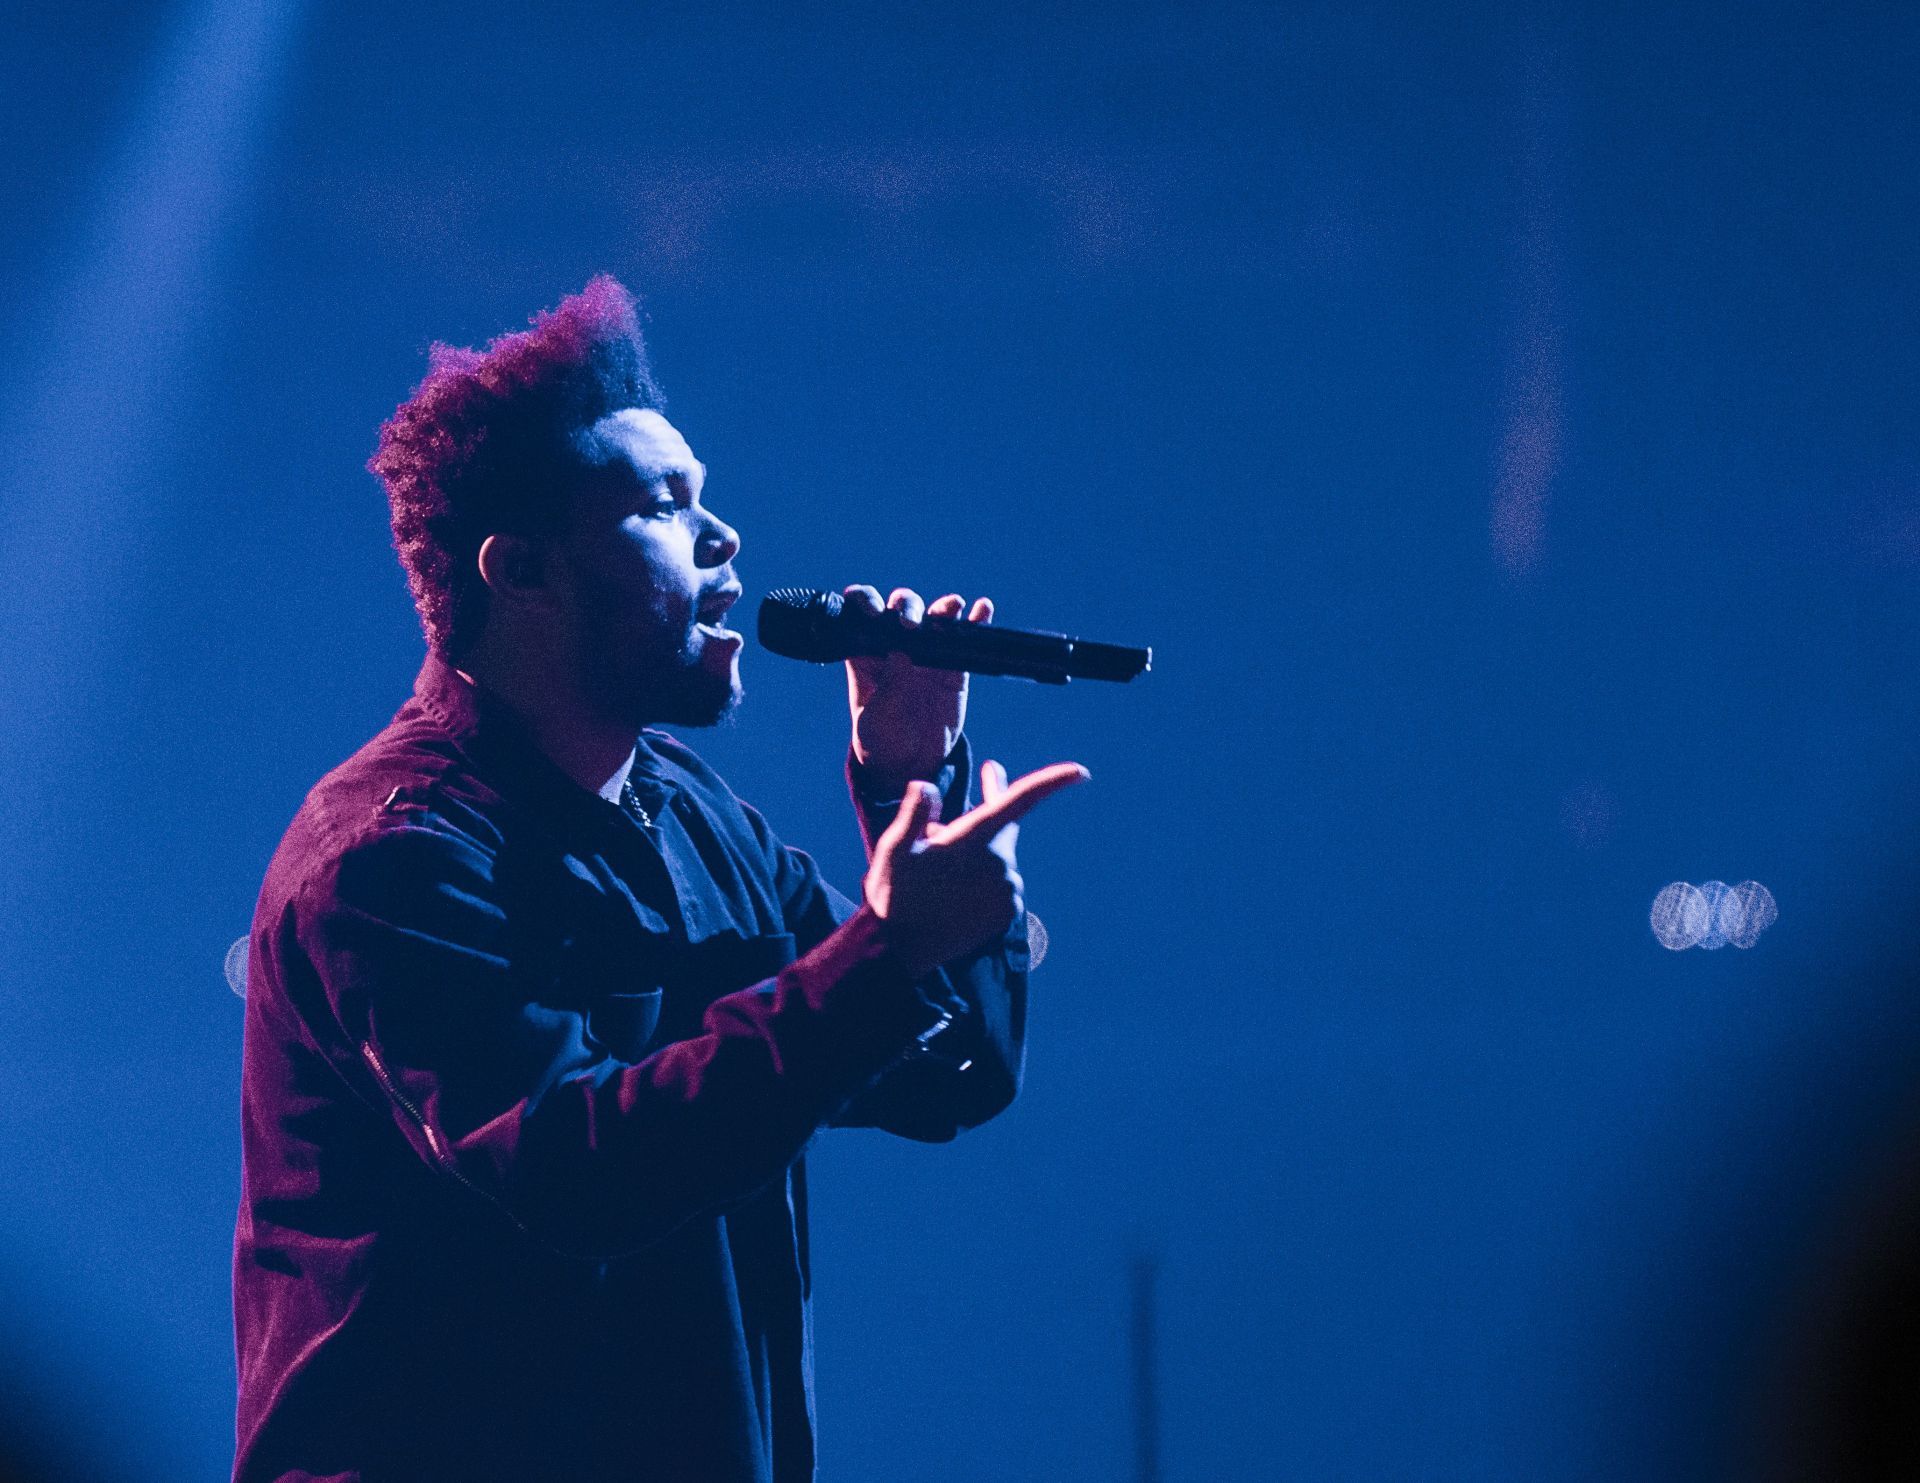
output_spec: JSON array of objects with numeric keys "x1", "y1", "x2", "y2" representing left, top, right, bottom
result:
[{"x1": 368, "y1": 275, "x2": 665, "y2": 655}]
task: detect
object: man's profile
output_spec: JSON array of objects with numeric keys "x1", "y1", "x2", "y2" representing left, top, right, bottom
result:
[{"x1": 231, "y1": 277, "x2": 1086, "y2": 1482}]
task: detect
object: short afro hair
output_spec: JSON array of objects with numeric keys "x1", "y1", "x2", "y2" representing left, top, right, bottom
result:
[{"x1": 369, "y1": 275, "x2": 665, "y2": 655}]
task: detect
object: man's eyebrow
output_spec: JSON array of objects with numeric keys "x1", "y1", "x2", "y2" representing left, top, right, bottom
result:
[{"x1": 635, "y1": 459, "x2": 699, "y2": 491}]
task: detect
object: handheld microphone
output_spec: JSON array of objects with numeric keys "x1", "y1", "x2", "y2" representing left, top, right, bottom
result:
[{"x1": 757, "y1": 588, "x2": 1152, "y2": 685}]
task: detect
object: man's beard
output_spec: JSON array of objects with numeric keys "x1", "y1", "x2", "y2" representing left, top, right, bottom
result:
[{"x1": 574, "y1": 581, "x2": 742, "y2": 733}]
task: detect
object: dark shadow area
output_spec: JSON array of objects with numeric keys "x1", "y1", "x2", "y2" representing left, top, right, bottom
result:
[
  {"x1": 0, "y1": 1376, "x2": 112, "y2": 1483},
  {"x1": 1746, "y1": 839, "x2": 1920, "y2": 1481},
  {"x1": 0, "y1": 1288, "x2": 141, "y2": 1483},
  {"x1": 1761, "y1": 1092, "x2": 1920, "y2": 1477}
]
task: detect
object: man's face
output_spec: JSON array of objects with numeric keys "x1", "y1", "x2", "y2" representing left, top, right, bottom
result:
[{"x1": 553, "y1": 408, "x2": 744, "y2": 732}]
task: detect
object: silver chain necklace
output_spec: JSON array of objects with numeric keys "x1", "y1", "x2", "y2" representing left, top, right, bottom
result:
[{"x1": 618, "y1": 777, "x2": 654, "y2": 830}]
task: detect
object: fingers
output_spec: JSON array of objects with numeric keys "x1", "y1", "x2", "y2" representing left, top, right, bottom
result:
[
  {"x1": 845, "y1": 585, "x2": 994, "y2": 627},
  {"x1": 979, "y1": 759, "x2": 1017, "y2": 852},
  {"x1": 877, "y1": 781, "x2": 940, "y2": 857},
  {"x1": 842, "y1": 584, "x2": 885, "y2": 617},
  {"x1": 940, "y1": 761, "x2": 1090, "y2": 846},
  {"x1": 935, "y1": 593, "x2": 993, "y2": 624}
]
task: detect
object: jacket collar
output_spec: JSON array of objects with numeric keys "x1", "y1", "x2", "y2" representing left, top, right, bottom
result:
[{"x1": 408, "y1": 650, "x2": 674, "y2": 831}]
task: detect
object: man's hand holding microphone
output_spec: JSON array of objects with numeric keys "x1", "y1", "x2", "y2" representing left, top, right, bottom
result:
[{"x1": 841, "y1": 583, "x2": 1088, "y2": 979}]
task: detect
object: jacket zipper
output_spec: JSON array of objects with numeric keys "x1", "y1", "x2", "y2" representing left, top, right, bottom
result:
[{"x1": 360, "y1": 1040, "x2": 524, "y2": 1227}]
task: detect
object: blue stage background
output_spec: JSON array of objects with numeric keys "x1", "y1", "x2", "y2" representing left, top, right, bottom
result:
[{"x1": 2, "y1": 3, "x2": 1917, "y2": 1477}]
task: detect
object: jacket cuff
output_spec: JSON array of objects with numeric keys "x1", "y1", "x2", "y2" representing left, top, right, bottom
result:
[
  {"x1": 847, "y1": 734, "x2": 972, "y2": 855},
  {"x1": 779, "y1": 902, "x2": 955, "y2": 1064}
]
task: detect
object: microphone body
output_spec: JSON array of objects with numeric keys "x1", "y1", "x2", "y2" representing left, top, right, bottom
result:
[{"x1": 758, "y1": 588, "x2": 1151, "y2": 685}]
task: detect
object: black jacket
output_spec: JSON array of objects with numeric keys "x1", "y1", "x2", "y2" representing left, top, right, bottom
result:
[{"x1": 232, "y1": 653, "x2": 1027, "y2": 1482}]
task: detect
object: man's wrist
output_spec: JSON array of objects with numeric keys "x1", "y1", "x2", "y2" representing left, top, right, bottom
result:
[{"x1": 848, "y1": 736, "x2": 965, "y2": 805}]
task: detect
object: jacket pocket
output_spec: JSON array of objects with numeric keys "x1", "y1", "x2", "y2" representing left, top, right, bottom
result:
[{"x1": 652, "y1": 931, "x2": 798, "y2": 1044}]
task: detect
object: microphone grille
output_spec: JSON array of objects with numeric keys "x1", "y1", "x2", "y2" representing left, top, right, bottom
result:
[{"x1": 757, "y1": 587, "x2": 848, "y2": 662}]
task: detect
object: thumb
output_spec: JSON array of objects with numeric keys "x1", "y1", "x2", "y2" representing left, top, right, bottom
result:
[{"x1": 876, "y1": 781, "x2": 940, "y2": 857}]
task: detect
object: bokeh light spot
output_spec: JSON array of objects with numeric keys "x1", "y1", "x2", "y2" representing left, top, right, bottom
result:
[
  {"x1": 225, "y1": 936, "x2": 249, "y2": 999},
  {"x1": 1025, "y1": 912, "x2": 1049, "y2": 970},
  {"x1": 1651, "y1": 882, "x2": 1709, "y2": 950},
  {"x1": 1726, "y1": 880, "x2": 1779, "y2": 949},
  {"x1": 1696, "y1": 880, "x2": 1733, "y2": 950},
  {"x1": 1651, "y1": 880, "x2": 1778, "y2": 951}
]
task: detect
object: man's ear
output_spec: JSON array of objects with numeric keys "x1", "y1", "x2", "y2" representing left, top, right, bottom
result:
[{"x1": 475, "y1": 533, "x2": 560, "y2": 613}]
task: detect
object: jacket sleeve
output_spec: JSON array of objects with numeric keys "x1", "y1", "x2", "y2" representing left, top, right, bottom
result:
[
  {"x1": 740, "y1": 734, "x2": 1030, "y2": 1142},
  {"x1": 288, "y1": 816, "x2": 949, "y2": 1261}
]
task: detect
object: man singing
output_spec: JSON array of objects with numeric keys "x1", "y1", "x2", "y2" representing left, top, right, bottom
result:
[{"x1": 232, "y1": 276, "x2": 1087, "y2": 1482}]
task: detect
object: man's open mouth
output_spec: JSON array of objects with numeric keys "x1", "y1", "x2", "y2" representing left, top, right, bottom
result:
[{"x1": 694, "y1": 584, "x2": 744, "y2": 636}]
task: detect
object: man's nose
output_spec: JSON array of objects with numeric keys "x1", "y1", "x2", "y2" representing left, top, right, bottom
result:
[{"x1": 697, "y1": 511, "x2": 741, "y2": 568}]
